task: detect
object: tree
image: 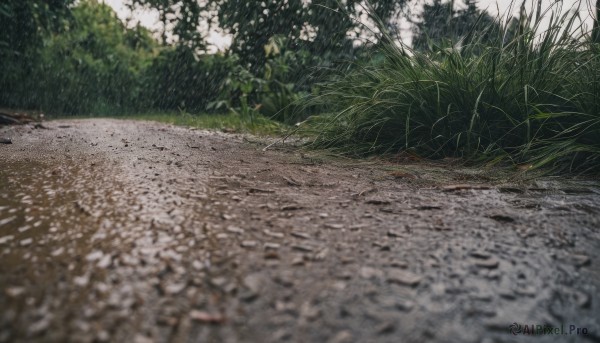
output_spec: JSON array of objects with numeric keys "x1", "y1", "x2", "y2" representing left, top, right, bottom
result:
[
  {"x1": 0, "y1": 0, "x2": 74, "y2": 106},
  {"x1": 0, "y1": 0, "x2": 73, "y2": 58},
  {"x1": 1, "y1": 0, "x2": 159, "y2": 114},
  {"x1": 127, "y1": 0, "x2": 208, "y2": 50},
  {"x1": 217, "y1": 0, "x2": 409, "y2": 70},
  {"x1": 128, "y1": 0, "x2": 410, "y2": 69},
  {"x1": 215, "y1": 0, "x2": 306, "y2": 72},
  {"x1": 412, "y1": 0, "x2": 498, "y2": 51}
]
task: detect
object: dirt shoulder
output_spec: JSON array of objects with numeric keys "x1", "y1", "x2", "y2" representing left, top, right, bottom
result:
[{"x1": 1, "y1": 119, "x2": 599, "y2": 343}]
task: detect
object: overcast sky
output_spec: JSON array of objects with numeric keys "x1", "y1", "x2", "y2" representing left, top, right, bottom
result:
[{"x1": 101, "y1": 0, "x2": 596, "y2": 50}]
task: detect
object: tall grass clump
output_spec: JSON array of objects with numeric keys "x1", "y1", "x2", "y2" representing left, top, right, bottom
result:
[{"x1": 303, "y1": 1, "x2": 600, "y2": 173}]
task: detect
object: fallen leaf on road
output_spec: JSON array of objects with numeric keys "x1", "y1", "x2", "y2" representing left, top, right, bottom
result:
[
  {"x1": 488, "y1": 214, "x2": 515, "y2": 223},
  {"x1": 248, "y1": 188, "x2": 275, "y2": 194},
  {"x1": 387, "y1": 270, "x2": 422, "y2": 287},
  {"x1": 389, "y1": 171, "x2": 417, "y2": 179},
  {"x1": 442, "y1": 184, "x2": 491, "y2": 191},
  {"x1": 366, "y1": 199, "x2": 391, "y2": 205},
  {"x1": 283, "y1": 176, "x2": 301, "y2": 186},
  {"x1": 190, "y1": 310, "x2": 226, "y2": 324},
  {"x1": 281, "y1": 204, "x2": 303, "y2": 211}
]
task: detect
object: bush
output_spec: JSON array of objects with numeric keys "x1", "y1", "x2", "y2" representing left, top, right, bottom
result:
[
  {"x1": 141, "y1": 47, "x2": 234, "y2": 113},
  {"x1": 303, "y1": 2, "x2": 600, "y2": 173},
  {"x1": 1, "y1": 1, "x2": 155, "y2": 115}
]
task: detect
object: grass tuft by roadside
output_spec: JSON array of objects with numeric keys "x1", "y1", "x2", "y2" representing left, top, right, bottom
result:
[{"x1": 300, "y1": 1, "x2": 600, "y2": 174}]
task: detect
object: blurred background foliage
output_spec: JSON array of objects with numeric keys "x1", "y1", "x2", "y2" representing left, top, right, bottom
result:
[
  {"x1": 0, "y1": 0, "x2": 410, "y2": 119},
  {"x1": 2, "y1": 0, "x2": 599, "y2": 172},
  {"x1": 1, "y1": 0, "x2": 598, "y2": 130}
]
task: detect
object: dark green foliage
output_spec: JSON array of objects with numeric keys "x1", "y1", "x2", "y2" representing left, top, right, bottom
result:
[
  {"x1": 258, "y1": 40, "x2": 314, "y2": 123},
  {"x1": 304, "y1": 2, "x2": 600, "y2": 173},
  {"x1": 2, "y1": 1, "x2": 157, "y2": 114},
  {"x1": 124, "y1": 0, "x2": 411, "y2": 121},
  {"x1": 0, "y1": 0, "x2": 413, "y2": 120},
  {"x1": 2, "y1": 0, "x2": 598, "y2": 174},
  {"x1": 412, "y1": 0, "x2": 499, "y2": 51},
  {"x1": 0, "y1": 0, "x2": 74, "y2": 108},
  {"x1": 215, "y1": 0, "x2": 306, "y2": 73},
  {"x1": 128, "y1": 0, "x2": 409, "y2": 72},
  {"x1": 0, "y1": 0, "x2": 73, "y2": 56},
  {"x1": 143, "y1": 47, "x2": 233, "y2": 113},
  {"x1": 126, "y1": 0, "x2": 207, "y2": 49}
]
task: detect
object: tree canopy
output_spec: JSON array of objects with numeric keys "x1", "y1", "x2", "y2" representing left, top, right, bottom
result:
[
  {"x1": 128, "y1": 0, "x2": 410, "y2": 68},
  {"x1": 0, "y1": 0, "x2": 510, "y2": 117},
  {"x1": 1, "y1": 0, "x2": 74, "y2": 108},
  {"x1": 0, "y1": 0, "x2": 74, "y2": 58},
  {"x1": 412, "y1": 0, "x2": 499, "y2": 51}
]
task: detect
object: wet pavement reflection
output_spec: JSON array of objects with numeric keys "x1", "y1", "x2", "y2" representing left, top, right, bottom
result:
[{"x1": 1, "y1": 120, "x2": 599, "y2": 343}]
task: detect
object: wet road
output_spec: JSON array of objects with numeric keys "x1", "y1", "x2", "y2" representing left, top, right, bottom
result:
[{"x1": 1, "y1": 119, "x2": 599, "y2": 343}]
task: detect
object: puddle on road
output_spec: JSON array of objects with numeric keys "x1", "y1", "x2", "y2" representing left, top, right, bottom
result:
[
  {"x1": 0, "y1": 159, "x2": 123, "y2": 340},
  {"x1": 0, "y1": 155, "x2": 217, "y2": 342},
  {"x1": 1, "y1": 160, "x2": 93, "y2": 269}
]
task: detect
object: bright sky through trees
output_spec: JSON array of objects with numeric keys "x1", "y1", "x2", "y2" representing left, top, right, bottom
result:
[{"x1": 102, "y1": 0, "x2": 596, "y2": 50}]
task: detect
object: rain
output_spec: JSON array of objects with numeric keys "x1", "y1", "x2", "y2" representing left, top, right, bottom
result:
[{"x1": 1, "y1": 0, "x2": 600, "y2": 342}]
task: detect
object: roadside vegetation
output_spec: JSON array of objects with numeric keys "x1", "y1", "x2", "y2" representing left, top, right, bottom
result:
[
  {"x1": 1, "y1": 0, "x2": 599, "y2": 173},
  {"x1": 1, "y1": 0, "x2": 403, "y2": 119},
  {"x1": 304, "y1": 1, "x2": 600, "y2": 173},
  {"x1": 103, "y1": 112, "x2": 284, "y2": 136}
]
